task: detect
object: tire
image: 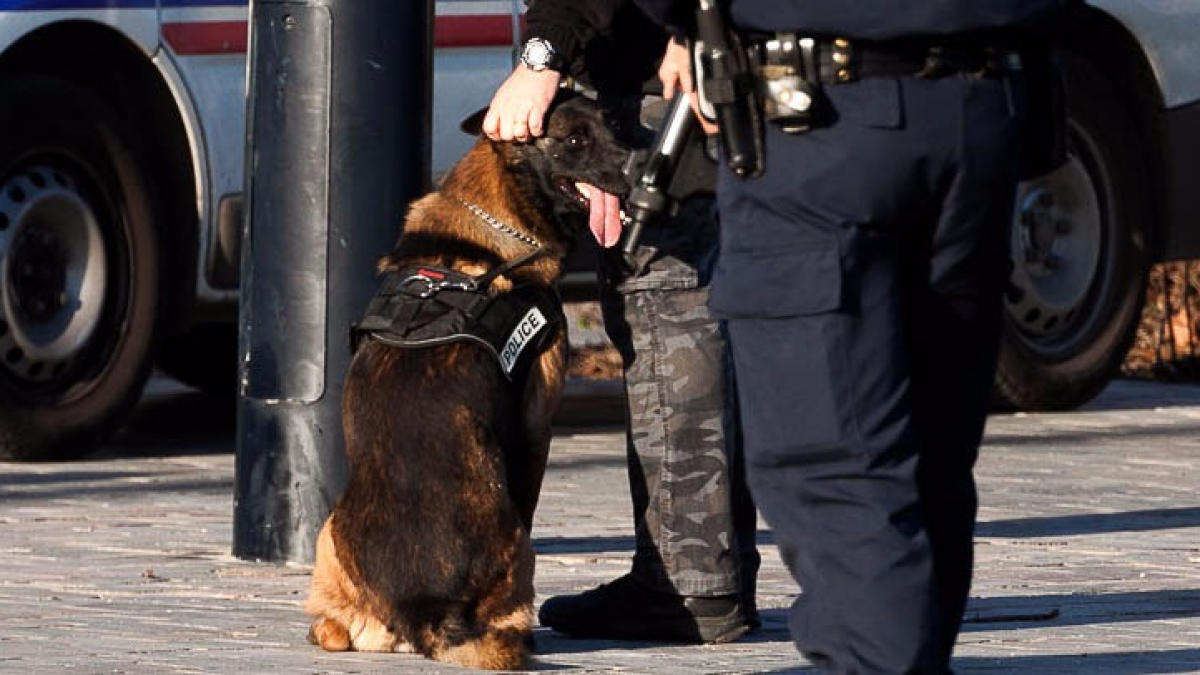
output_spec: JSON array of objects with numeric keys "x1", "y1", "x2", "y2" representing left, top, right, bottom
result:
[
  {"x1": 993, "y1": 53, "x2": 1151, "y2": 410},
  {"x1": 0, "y1": 76, "x2": 163, "y2": 460},
  {"x1": 157, "y1": 323, "x2": 238, "y2": 398}
]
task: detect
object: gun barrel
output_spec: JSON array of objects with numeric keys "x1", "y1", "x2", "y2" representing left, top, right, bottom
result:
[
  {"x1": 655, "y1": 94, "x2": 696, "y2": 160},
  {"x1": 619, "y1": 95, "x2": 698, "y2": 264}
]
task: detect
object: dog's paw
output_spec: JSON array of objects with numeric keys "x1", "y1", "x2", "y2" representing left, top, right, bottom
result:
[{"x1": 309, "y1": 617, "x2": 351, "y2": 652}]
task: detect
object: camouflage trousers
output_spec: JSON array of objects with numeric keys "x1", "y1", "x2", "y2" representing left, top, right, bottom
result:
[{"x1": 598, "y1": 194, "x2": 760, "y2": 601}]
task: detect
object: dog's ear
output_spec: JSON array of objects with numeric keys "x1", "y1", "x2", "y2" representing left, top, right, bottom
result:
[{"x1": 460, "y1": 106, "x2": 489, "y2": 136}]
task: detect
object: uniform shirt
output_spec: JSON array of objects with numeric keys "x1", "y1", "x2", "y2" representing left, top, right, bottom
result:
[
  {"x1": 633, "y1": 0, "x2": 1078, "y2": 40},
  {"x1": 524, "y1": 0, "x2": 666, "y2": 95},
  {"x1": 523, "y1": 0, "x2": 623, "y2": 69}
]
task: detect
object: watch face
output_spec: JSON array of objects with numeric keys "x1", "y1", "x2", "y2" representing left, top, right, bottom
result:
[{"x1": 523, "y1": 38, "x2": 554, "y2": 70}]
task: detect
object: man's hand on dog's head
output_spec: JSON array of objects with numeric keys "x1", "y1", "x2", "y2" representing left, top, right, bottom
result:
[
  {"x1": 483, "y1": 66, "x2": 625, "y2": 249},
  {"x1": 483, "y1": 65, "x2": 560, "y2": 142}
]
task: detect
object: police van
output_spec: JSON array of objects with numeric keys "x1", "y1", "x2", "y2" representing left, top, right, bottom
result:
[
  {"x1": 997, "y1": 1, "x2": 1200, "y2": 410},
  {"x1": 0, "y1": 0, "x2": 1197, "y2": 459},
  {"x1": 0, "y1": 0, "x2": 517, "y2": 459}
]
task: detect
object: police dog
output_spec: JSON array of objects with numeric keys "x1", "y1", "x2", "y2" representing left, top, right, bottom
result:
[{"x1": 305, "y1": 91, "x2": 628, "y2": 670}]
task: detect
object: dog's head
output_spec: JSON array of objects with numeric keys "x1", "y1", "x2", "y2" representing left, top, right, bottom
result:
[{"x1": 462, "y1": 90, "x2": 630, "y2": 229}]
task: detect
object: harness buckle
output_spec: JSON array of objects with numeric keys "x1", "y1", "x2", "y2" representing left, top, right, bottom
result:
[{"x1": 400, "y1": 271, "x2": 478, "y2": 298}]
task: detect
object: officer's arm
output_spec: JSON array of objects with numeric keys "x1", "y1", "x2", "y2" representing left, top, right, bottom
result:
[
  {"x1": 484, "y1": 0, "x2": 628, "y2": 141},
  {"x1": 631, "y1": 0, "x2": 694, "y2": 36},
  {"x1": 525, "y1": 0, "x2": 628, "y2": 69}
]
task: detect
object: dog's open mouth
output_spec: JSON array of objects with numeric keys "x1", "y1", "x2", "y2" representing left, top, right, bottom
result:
[
  {"x1": 555, "y1": 176, "x2": 592, "y2": 211},
  {"x1": 556, "y1": 177, "x2": 626, "y2": 248}
]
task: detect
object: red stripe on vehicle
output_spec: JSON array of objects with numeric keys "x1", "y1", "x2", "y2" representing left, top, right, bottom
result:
[
  {"x1": 162, "y1": 20, "x2": 248, "y2": 55},
  {"x1": 435, "y1": 14, "x2": 522, "y2": 48},
  {"x1": 164, "y1": 15, "x2": 520, "y2": 56}
]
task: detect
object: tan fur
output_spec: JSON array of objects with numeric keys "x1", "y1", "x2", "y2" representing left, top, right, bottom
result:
[
  {"x1": 306, "y1": 519, "x2": 406, "y2": 653},
  {"x1": 306, "y1": 95, "x2": 626, "y2": 670}
]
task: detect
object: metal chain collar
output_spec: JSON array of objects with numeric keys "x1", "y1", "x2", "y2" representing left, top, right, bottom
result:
[{"x1": 455, "y1": 196, "x2": 542, "y2": 250}]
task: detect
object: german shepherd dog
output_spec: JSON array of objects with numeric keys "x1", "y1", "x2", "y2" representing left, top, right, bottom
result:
[{"x1": 305, "y1": 91, "x2": 628, "y2": 670}]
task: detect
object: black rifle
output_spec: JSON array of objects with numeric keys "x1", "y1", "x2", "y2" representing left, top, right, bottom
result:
[
  {"x1": 618, "y1": 0, "x2": 762, "y2": 265},
  {"x1": 618, "y1": 93, "x2": 716, "y2": 269}
]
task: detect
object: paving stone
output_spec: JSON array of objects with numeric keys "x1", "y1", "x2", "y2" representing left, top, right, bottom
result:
[{"x1": 0, "y1": 376, "x2": 1198, "y2": 672}]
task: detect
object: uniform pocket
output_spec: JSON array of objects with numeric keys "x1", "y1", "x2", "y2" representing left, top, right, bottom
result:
[{"x1": 709, "y1": 237, "x2": 842, "y2": 318}]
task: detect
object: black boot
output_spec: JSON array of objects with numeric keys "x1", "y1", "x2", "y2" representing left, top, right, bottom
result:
[{"x1": 538, "y1": 574, "x2": 756, "y2": 644}]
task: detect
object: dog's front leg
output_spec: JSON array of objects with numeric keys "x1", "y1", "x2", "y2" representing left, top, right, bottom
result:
[{"x1": 305, "y1": 517, "x2": 404, "y2": 653}]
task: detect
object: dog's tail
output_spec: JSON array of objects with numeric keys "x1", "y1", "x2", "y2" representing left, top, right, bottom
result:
[{"x1": 399, "y1": 603, "x2": 533, "y2": 671}]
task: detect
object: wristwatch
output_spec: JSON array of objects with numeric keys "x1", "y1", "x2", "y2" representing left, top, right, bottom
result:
[{"x1": 520, "y1": 37, "x2": 567, "y2": 73}]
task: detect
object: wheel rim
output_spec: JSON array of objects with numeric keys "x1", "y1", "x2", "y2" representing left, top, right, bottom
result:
[
  {"x1": 1006, "y1": 123, "x2": 1110, "y2": 359},
  {"x1": 0, "y1": 165, "x2": 108, "y2": 387}
]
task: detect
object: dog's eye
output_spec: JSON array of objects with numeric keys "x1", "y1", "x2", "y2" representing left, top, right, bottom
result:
[{"x1": 566, "y1": 134, "x2": 591, "y2": 149}]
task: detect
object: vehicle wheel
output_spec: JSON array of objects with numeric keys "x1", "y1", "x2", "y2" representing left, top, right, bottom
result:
[
  {"x1": 0, "y1": 76, "x2": 162, "y2": 460},
  {"x1": 158, "y1": 323, "x2": 238, "y2": 398},
  {"x1": 993, "y1": 53, "x2": 1151, "y2": 410}
]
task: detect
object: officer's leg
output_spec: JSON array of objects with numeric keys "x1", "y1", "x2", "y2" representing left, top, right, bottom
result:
[
  {"x1": 725, "y1": 288, "x2": 938, "y2": 673},
  {"x1": 716, "y1": 72, "x2": 1022, "y2": 671},
  {"x1": 719, "y1": 203, "x2": 940, "y2": 672},
  {"x1": 910, "y1": 71, "x2": 1022, "y2": 661},
  {"x1": 609, "y1": 195, "x2": 761, "y2": 607},
  {"x1": 600, "y1": 223, "x2": 749, "y2": 600},
  {"x1": 714, "y1": 75, "x2": 994, "y2": 671}
]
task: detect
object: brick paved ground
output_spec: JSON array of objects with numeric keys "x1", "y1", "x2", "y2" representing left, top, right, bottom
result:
[{"x1": 1, "y1": 375, "x2": 1199, "y2": 673}]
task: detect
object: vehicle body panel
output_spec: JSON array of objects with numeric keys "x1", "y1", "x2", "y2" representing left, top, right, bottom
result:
[{"x1": 1088, "y1": 0, "x2": 1200, "y2": 108}]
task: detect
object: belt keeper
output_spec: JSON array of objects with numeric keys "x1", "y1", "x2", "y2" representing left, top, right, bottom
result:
[
  {"x1": 916, "y1": 47, "x2": 949, "y2": 79},
  {"x1": 763, "y1": 32, "x2": 801, "y2": 78}
]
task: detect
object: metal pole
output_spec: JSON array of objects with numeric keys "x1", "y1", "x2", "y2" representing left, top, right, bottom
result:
[{"x1": 234, "y1": 0, "x2": 433, "y2": 562}]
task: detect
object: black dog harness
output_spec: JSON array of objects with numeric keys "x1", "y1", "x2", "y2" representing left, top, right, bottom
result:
[{"x1": 350, "y1": 197, "x2": 564, "y2": 383}]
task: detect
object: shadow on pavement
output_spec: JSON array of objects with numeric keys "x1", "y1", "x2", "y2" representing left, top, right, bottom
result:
[
  {"x1": 103, "y1": 384, "x2": 236, "y2": 458},
  {"x1": 1080, "y1": 378, "x2": 1200, "y2": 411},
  {"x1": 978, "y1": 506, "x2": 1200, "y2": 538},
  {"x1": 964, "y1": 588, "x2": 1200, "y2": 632},
  {"x1": 985, "y1": 418, "x2": 1200, "y2": 448},
  {"x1": 94, "y1": 372, "x2": 626, "y2": 460},
  {"x1": 530, "y1": 607, "x2": 794, "y2": 660},
  {"x1": 956, "y1": 648, "x2": 1200, "y2": 672},
  {"x1": 0, "y1": 474, "x2": 231, "y2": 501}
]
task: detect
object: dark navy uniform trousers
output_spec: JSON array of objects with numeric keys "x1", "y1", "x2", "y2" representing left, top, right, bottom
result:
[{"x1": 710, "y1": 71, "x2": 1023, "y2": 672}]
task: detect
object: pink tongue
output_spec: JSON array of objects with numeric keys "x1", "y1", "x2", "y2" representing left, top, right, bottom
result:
[{"x1": 582, "y1": 183, "x2": 622, "y2": 248}]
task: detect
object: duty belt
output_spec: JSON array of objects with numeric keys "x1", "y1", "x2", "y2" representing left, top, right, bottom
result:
[
  {"x1": 749, "y1": 34, "x2": 1017, "y2": 85},
  {"x1": 351, "y1": 265, "x2": 564, "y2": 383},
  {"x1": 746, "y1": 32, "x2": 1020, "y2": 133}
]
